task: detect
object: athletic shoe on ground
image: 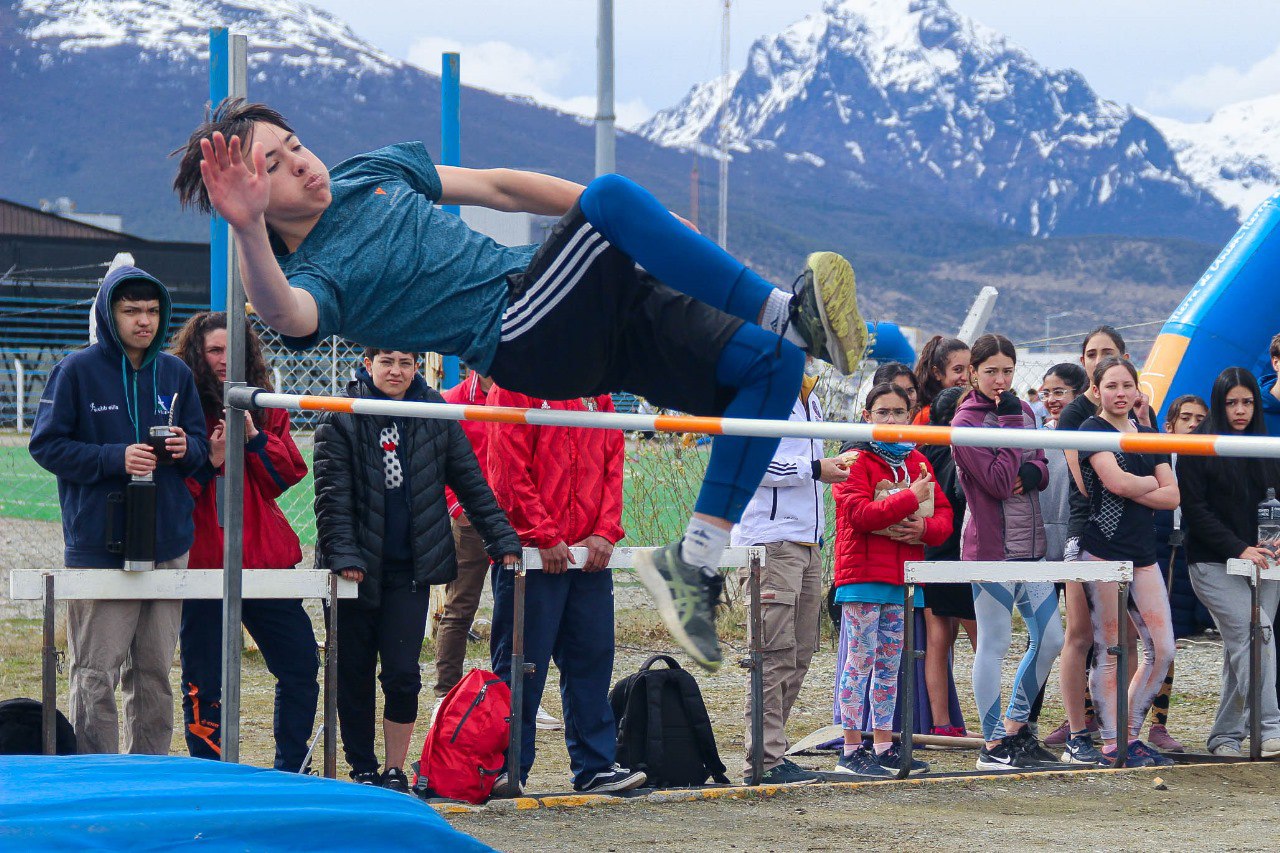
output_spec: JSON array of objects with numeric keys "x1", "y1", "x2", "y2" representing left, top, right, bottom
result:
[
  {"x1": 1210, "y1": 742, "x2": 1242, "y2": 758},
  {"x1": 380, "y1": 767, "x2": 410, "y2": 793},
  {"x1": 1147, "y1": 724, "x2": 1186, "y2": 753},
  {"x1": 787, "y1": 252, "x2": 866, "y2": 374},
  {"x1": 536, "y1": 705, "x2": 563, "y2": 731},
  {"x1": 1129, "y1": 740, "x2": 1175, "y2": 767},
  {"x1": 1042, "y1": 720, "x2": 1072, "y2": 747},
  {"x1": 875, "y1": 744, "x2": 930, "y2": 775},
  {"x1": 833, "y1": 747, "x2": 893, "y2": 778},
  {"x1": 634, "y1": 542, "x2": 723, "y2": 672},
  {"x1": 350, "y1": 769, "x2": 381, "y2": 785},
  {"x1": 930, "y1": 724, "x2": 968, "y2": 738},
  {"x1": 754, "y1": 762, "x2": 821, "y2": 785},
  {"x1": 1061, "y1": 734, "x2": 1106, "y2": 766},
  {"x1": 976, "y1": 736, "x2": 1037, "y2": 771},
  {"x1": 491, "y1": 771, "x2": 524, "y2": 798},
  {"x1": 574, "y1": 764, "x2": 647, "y2": 794},
  {"x1": 1261, "y1": 738, "x2": 1280, "y2": 758},
  {"x1": 1010, "y1": 727, "x2": 1060, "y2": 766}
]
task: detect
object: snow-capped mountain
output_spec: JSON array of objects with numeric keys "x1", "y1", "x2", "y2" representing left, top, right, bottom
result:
[
  {"x1": 640, "y1": 0, "x2": 1234, "y2": 242},
  {"x1": 1147, "y1": 95, "x2": 1280, "y2": 222}
]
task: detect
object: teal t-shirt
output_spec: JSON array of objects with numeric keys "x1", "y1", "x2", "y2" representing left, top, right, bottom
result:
[
  {"x1": 834, "y1": 582, "x2": 924, "y2": 608},
  {"x1": 274, "y1": 142, "x2": 539, "y2": 373}
]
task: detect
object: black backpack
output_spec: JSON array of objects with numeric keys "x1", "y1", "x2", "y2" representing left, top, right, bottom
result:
[
  {"x1": 0, "y1": 698, "x2": 77, "y2": 755},
  {"x1": 609, "y1": 655, "x2": 729, "y2": 787}
]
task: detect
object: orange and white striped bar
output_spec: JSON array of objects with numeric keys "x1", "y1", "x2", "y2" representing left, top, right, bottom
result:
[{"x1": 227, "y1": 387, "x2": 1280, "y2": 459}]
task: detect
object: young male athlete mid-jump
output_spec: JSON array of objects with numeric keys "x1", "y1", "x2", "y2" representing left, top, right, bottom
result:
[{"x1": 174, "y1": 98, "x2": 867, "y2": 672}]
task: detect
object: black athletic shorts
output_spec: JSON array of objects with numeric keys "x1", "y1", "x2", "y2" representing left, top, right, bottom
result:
[
  {"x1": 922, "y1": 582, "x2": 977, "y2": 620},
  {"x1": 487, "y1": 203, "x2": 743, "y2": 416}
]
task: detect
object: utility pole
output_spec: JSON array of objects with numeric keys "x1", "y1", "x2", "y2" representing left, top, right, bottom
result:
[
  {"x1": 595, "y1": 0, "x2": 616, "y2": 176},
  {"x1": 717, "y1": 0, "x2": 731, "y2": 249}
]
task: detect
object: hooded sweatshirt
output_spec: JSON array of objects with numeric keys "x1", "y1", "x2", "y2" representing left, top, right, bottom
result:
[
  {"x1": 29, "y1": 266, "x2": 208, "y2": 567},
  {"x1": 951, "y1": 392, "x2": 1049, "y2": 562},
  {"x1": 1259, "y1": 372, "x2": 1280, "y2": 437}
]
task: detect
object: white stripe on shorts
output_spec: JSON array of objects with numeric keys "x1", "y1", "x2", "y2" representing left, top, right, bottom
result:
[{"x1": 501, "y1": 225, "x2": 609, "y2": 342}]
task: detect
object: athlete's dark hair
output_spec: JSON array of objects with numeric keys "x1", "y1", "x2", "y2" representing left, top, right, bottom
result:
[
  {"x1": 872, "y1": 362, "x2": 918, "y2": 393},
  {"x1": 1204, "y1": 367, "x2": 1265, "y2": 436},
  {"x1": 969, "y1": 333, "x2": 1017, "y2": 369},
  {"x1": 1044, "y1": 362, "x2": 1088, "y2": 395},
  {"x1": 170, "y1": 311, "x2": 272, "y2": 428},
  {"x1": 1270, "y1": 332, "x2": 1280, "y2": 361},
  {"x1": 913, "y1": 335, "x2": 969, "y2": 408},
  {"x1": 1091, "y1": 355, "x2": 1139, "y2": 389},
  {"x1": 928, "y1": 385, "x2": 965, "y2": 426},
  {"x1": 1163, "y1": 394, "x2": 1207, "y2": 431},
  {"x1": 863, "y1": 382, "x2": 912, "y2": 415},
  {"x1": 363, "y1": 347, "x2": 423, "y2": 362},
  {"x1": 172, "y1": 98, "x2": 296, "y2": 215},
  {"x1": 1081, "y1": 325, "x2": 1127, "y2": 357},
  {"x1": 110, "y1": 278, "x2": 162, "y2": 306}
]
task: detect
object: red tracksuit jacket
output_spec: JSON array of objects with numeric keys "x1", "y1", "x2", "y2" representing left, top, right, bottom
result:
[{"x1": 442, "y1": 372, "x2": 493, "y2": 519}]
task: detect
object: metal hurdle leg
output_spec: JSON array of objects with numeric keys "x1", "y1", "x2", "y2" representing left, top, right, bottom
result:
[
  {"x1": 42, "y1": 573, "x2": 56, "y2": 756},
  {"x1": 324, "y1": 573, "x2": 338, "y2": 779},
  {"x1": 897, "y1": 584, "x2": 916, "y2": 780},
  {"x1": 504, "y1": 560, "x2": 529, "y2": 796},
  {"x1": 747, "y1": 553, "x2": 765, "y2": 786},
  {"x1": 1111, "y1": 581, "x2": 1129, "y2": 768},
  {"x1": 1248, "y1": 564, "x2": 1263, "y2": 762}
]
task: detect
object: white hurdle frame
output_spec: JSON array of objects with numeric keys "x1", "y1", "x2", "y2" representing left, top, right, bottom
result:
[
  {"x1": 501, "y1": 546, "x2": 765, "y2": 792},
  {"x1": 900, "y1": 561, "x2": 1132, "y2": 778},
  {"x1": 1225, "y1": 558, "x2": 1280, "y2": 762},
  {"x1": 9, "y1": 569, "x2": 357, "y2": 776}
]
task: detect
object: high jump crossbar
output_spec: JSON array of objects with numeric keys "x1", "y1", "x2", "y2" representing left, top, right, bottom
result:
[{"x1": 227, "y1": 388, "x2": 1280, "y2": 459}]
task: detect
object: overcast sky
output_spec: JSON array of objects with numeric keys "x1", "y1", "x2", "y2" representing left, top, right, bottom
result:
[{"x1": 309, "y1": 0, "x2": 1280, "y2": 128}]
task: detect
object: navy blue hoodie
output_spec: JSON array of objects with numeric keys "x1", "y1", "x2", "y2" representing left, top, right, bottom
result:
[
  {"x1": 29, "y1": 266, "x2": 208, "y2": 567},
  {"x1": 1258, "y1": 372, "x2": 1280, "y2": 437}
]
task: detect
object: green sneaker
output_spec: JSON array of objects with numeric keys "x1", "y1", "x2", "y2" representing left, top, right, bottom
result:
[
  {"x1": 634, "y1": 543, "x2": 723, "y2": 672},
  {"x1": 788, "y1": 251, "x2": 866, "y2": 374}
]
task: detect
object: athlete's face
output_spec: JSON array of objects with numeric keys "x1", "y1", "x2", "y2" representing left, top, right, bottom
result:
[
  {"x1": 892, "y1": 375, "x2": 919, "y2": 412},
  {"x1": 365, "y1": 352, "x2": 418, "y2": 400},
  {"x1": 203, "y1": 328, "x2": 228, "y2": 383},
  {"x1": 1081, "y1": 333, "x2": 1124, "y2": 380},
  {"x1": 113, "y1": 298, "x2": 161, "y2": 359},
  {"x1": 1166, "y1": 402, "x2": 1207, "y2": 435},
  {"x1": 250, "y1": 121, "x2": 331, "y2": 223},
  {"x1": 1040, "y1": 374, "x2": 1077, "y2": 420},
  {"x1": 973, "y1": 353, "x2": 1015, "y2": 400},
  {"x1": 1224, "y1": 386, "x2": 1256, "y2": 433},
  {"x1": 1096, "y1": 365, "x2": 1137, "y2": 417},
  {"x1": 936, "y1": 349, "x2": 970, "y2": 389}
]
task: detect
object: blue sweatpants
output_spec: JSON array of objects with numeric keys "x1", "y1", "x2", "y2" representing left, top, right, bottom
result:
[
  {"x1": 489, "y1": 564, "x2": 617, "y2": 787},
  {"x1": 579, "y1": 175, "x2": 803, "y2": 523},
  {"x1": 180, "y1": 598, "x2": 320, "y2": 772}
]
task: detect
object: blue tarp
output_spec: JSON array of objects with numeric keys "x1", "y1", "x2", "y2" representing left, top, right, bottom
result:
[{"x1": 0, "y1": 755, "x2": 493, "y2": 851}]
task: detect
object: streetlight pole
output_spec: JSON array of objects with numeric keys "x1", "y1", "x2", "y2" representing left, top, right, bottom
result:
[{"x1": 1044, "y1": 311, "x2": 1075, "y2": 353}]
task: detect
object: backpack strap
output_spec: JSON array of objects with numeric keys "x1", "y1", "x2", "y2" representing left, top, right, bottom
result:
[
  {"x1": 674, "y1": 671, "x2": 730, "y2": 784},
  {"x1": 640, "y1": 654, "x2": 681, "y2": 672}
]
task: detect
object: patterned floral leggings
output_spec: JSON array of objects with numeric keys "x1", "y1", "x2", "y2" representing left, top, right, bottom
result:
[{"x1": 838, "y1": 602, "x2": 905, "y2": 732}]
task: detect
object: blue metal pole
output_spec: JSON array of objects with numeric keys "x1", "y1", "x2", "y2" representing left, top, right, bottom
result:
[
  {"x1": 209, "y1": 28, "x2": 229, "y2": 310},
  {"x1": 440, "y1": 52, "x2": 461, "y2": 389}
]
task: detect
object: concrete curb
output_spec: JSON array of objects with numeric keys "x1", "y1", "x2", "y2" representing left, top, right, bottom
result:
[{"x1": 433, "y1": 764, "x2": 1163, "y2": 815}]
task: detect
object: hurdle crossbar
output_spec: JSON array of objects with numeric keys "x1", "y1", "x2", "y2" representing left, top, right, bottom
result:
[
  {"x1": 899, "y1": 560, "x2": 1132, "y2": 778},
  {"x1": 11, "y1": 569, "x2": 357, "y2": 775},
  {"x1": 497, "y1": 546, "x2": 764, "y2": 795},
  {"x1": 228, "y1": 387, "x2": 1280, "y2": 459}
]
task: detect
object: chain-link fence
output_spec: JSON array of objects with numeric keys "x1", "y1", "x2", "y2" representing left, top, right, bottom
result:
[{"x1": 1, "y1": 309, "x2": 1065, "y2": 619}]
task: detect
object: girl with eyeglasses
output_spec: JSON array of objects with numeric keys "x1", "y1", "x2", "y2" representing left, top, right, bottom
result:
[
  {"x1": 1076, "y1": 357, "x2": 1179, "y2": 767},
  {"x1": 830, "y1": 383, "x2": 953, "y2": 777},
  {"x1": 1179, "y1": 368, "x2": 1280, "y2": 757},
  {"x1": 951, "y1": 334, "x2": 1063, "y2": 770}
]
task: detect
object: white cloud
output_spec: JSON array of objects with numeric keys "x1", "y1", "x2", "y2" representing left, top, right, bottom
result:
[
  {"x1": 1146, "y1": 42, "x2": 1280, "y2": 119},
  {"x1": 405, "y1": 36, "x2": 652, "y2": 129}
]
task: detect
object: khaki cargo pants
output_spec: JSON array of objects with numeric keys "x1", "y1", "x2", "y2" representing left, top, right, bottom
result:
[
  {"x1": 737, "y1": 541, "x2": 823, "y2": 778},
  {"x1": 67, "y1": 554, "x2": 186, "y2": 754}
]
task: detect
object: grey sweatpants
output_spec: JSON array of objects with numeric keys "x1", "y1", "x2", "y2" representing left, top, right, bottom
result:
[
  {"x1": 67, "y1": 555, "x2": 186, "y2": 755},
  {"x1": 737, "y1": 541, "x2": 823, "y2": 777},
  {"x1": 1188, "y1": 561, "x2": 1280, "y2": 750}
]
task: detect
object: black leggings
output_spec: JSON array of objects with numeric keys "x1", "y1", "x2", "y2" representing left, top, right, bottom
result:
[{"x1": 335, "y1": 578, "x2": 430, "y2": 775}]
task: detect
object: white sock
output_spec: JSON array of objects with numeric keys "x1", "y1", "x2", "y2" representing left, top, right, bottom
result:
[
  {"x1": 759, "y1": 289, "x2": 805, "y2": 347},
  {"x1": 680, "y1": 518, "x2": 731, "y2": 573}
]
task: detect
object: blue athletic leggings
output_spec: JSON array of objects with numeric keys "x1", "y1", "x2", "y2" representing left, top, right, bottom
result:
[{"x1": 580, "y1": 174, "x2": 802, "y2": 522}]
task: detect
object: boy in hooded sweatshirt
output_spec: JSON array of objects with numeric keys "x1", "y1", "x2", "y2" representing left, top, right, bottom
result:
[{"x1": 30, "y1": 265, "x2": 208, "y2": 754}]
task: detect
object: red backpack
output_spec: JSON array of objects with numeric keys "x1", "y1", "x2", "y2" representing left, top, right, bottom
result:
[{"x1": 412, "y1": 668, "x2": 510, "y2": 803}]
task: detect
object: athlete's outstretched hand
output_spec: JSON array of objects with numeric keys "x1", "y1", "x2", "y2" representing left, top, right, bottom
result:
[{"x1": 200, "y1": 131, "x2": 269, "y2": 230}]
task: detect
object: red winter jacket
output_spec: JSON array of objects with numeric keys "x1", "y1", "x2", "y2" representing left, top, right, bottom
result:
[
  {"x1": 485, "y1": 387, "x2": 625, "y2": 548},
  {"x1": 185, "y1": 407, "x2": 306, "y2": 569},
  {"x1": 442, "y1": 373, "x2": 492, "y2": 519},
  {"x1": 832, "y1": 446, "x2": 953, "y2": 588}
]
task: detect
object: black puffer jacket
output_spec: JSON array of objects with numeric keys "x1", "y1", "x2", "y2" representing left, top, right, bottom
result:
[{"x1": 313, "y1": 371, "x2": 520, "y2": 608}]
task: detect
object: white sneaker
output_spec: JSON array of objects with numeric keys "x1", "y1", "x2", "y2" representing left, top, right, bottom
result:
[
  {"x1": 1210, "y1": 742, "x2": 1242, "y2": 757},
  {"x1": 1261, "y1": 738, "x2": 1280, "y2": 759},
  {"x1": 536, "y1": 705, "x2": 563, "y2": 731}
]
